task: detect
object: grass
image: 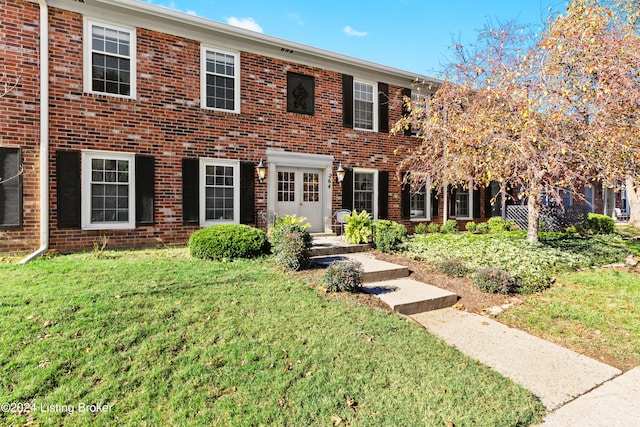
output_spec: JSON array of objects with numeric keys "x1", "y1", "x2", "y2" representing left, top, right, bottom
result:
[
  {"x1": 403, "y1": 231, "x2": 633, "y2": 293},
  {"x1": 0, "y1": 248, "x2": 543, "y2": 426},
  {"x1": 499, "y1": 269, "x2": 640, "y2": 371}
]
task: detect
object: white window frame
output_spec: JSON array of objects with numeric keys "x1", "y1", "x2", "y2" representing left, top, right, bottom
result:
[
  {"x1": 199, "y1": 158, "x2": 241, "y2": 226},
  {"x1": 81, "y1": 150, "x2": 136, "y2": 230},
  {"x1": 450, "y1": 184, "x2": 473, "y2": 220},
  {"x1": 353, "y1": 168, "x2": 379, "y2": 219},
  {"x1": 410, "y1": 178, "x2": 431, "y2": 221},
  {"x1": 201, "y1": 45, "x2": 241, "y2": 113},
  {"x1": 353, "y1": 80, "x2": 378, "y2": 132},
  {"x1": 83, "y1": 18, "x2": 136, "y2": 99},
  {"x1": 410, "y1": 90, "x2": 429, "y2": 137}
]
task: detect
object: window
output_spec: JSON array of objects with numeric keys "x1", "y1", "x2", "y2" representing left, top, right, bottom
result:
[
  {"x1": 0, "y1": 147, "x2": 22, "y2": 228},
  {"x1": 450, "y1": 185, "x2": 472, "y2": 219},
  {"x1": 82, "y1": 151, "x2": 135, "y2": 230},
  {"x1": 585, "y1": 186, "x2": 595, "y2": 212},
  {"x1": 353, "y1": 170, "x2": 377, "y2": 216},
  {"x1": 199, "y1": 159, "x2": 240, "y2": 225},
  {"x1": 410, "y1": 185, "x2": 430, "y2": 220},
  {"x1": 410, "y1": 90, "x2": 429, "y2": 137},
  {"x1": 202, "y1": 46, "x2": 240, "y2": 113},
  {"x1": 354, "y1": 81, "x2": 376, "y2": 131},
  {"x1": 84, "y1": 19, "x2": 135, "y2": 98}
]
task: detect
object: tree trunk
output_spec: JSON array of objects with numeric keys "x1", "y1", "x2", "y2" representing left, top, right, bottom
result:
[
  {"x1": 626, "y1": 176, "x2": 640, "y2": 229},
  {"x1": 527, "y1": 193, "x2": 540, "y2": 243}
]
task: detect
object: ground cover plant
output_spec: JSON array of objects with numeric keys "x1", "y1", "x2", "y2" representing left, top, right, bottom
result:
[
  {"x1": 403, "y1": 231, "x2": 631, "y2": 294},
  {"x1": 0, "y1": 249, "x2": 543, "y2": 426},
  {"x1": 499, "y1": 269, "x2": 640, "y2": 371}
]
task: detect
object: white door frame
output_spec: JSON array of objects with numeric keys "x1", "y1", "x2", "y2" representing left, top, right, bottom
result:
[{"x1": 266, "y1": 149, "x2": 334, "y2": 233}]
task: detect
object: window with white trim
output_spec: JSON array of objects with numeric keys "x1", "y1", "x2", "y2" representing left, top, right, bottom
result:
[
  {"x1": 450, "y1": 185, "x2": 472, "y2": 219},
  {"x1": 82, "y1": 151, "x2": 135, "y2": 230},
  {"x1": 199, "y1": 159, "x2": 240, "y2": 225},
  {"x1": 410, "y1": 90, "x2": 429, "y2": 137},
  {"x1": 411, "y1": 185, "x2": 431, "y2": 220},
  {"x1": 354, "y1": 81, "x2": 376, "y2": 131},
  {"x1": 353, "y1": 170, "x2": 378, "y2": 217},
  {"x1": 84, "y1": 19, "x2": 136, "y2": 98},
  {"x1": 201, "y1": 46, "x2": 240, "y2": 113}
]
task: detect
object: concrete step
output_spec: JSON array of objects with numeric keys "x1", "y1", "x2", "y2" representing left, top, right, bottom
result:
[
  {"x1": 307, "y1": 236, "x2": 371, "y2": 257},
  {"x1": 310, "y1": 252, "x2": 409, "y2": 283},
  {"x1": 363, "y1": 279, "x2": 459, "y2": 315}
]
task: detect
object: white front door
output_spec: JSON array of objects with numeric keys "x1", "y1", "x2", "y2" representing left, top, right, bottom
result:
[{"x1": 275, "y1": 167, "x2": 323, "y2": 232}]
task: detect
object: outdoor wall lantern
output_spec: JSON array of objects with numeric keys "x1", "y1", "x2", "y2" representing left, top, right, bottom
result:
[
  {"x1": 256, "y1": 159, "x2": 267, "y2": 183},
  {"x1": 335, "y1": 163, "x2": 346, "y2": 184}
]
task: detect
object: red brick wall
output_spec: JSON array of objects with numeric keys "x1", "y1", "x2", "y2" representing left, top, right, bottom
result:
[
  {"x1": 3, "y1": 4, "x2": 427, "y2": 252},
  {"x1": 0, "y1": 0, "x2": 41, "y2": 252}
]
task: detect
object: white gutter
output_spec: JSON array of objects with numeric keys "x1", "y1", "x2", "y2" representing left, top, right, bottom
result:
[{"x1": 20, "y1": 0, "x2": 49, "y2": 264}]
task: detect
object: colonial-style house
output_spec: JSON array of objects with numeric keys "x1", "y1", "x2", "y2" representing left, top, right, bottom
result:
[{"x1": 0, "y1": 0, "x2": 623, "y2": 257}]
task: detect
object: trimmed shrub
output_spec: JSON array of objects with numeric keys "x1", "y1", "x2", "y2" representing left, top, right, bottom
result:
[
  {"x1": 427, "y1": 222, "x2": 441, "y2": 233},
  {"x1": 344, "y1": 210, "x2": 372, "y2": 244},
  {"x1": 440, "y1": 220, "x2": 459, "y2": 234},
  {"x1": 372, "y1": 220, "x2": 407, "y2": 253},
  {"x1": 465, "y1": 222, "x2": 477, "y2": 233},
  {"x1": 476, "y1": 222, "x2": 490, "y2": 234},
  {"x1": 189, "y1": 224, "x2": 268, "y2": 260},
  {"x1": 437, "y1": 257, "x2": 469, "y2": 277},
  {"x1": 580, "y1": 213, "x2": 615, "y2": 235},
  {"x1": 414, "y1": 222, "x2": 428, "y2": 235},
  {"x1": 473, "y1": 267, "x2": 520, "y2": 294},
  {"x1": 487, "y1": 217, "x2": 515, "y2": 232},
  {"x1": 269, "y1": 221, "x2": 312, "y2": 271},
  {"x1": 324, "y1": 259, "x2": 364, "y2": 292}
]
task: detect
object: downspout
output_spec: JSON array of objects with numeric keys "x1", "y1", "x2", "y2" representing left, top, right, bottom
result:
[{"x1": 20, "y1": 0, "x2": 49, "y2": 264}]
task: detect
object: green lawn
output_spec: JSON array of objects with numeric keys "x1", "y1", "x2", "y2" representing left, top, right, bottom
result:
[
  {"x1": 0, "y1": 249, "x2": 542, "y2": 426},
  {"x1": 499, "y1": 269, "x2": 640, "y2": 371}
]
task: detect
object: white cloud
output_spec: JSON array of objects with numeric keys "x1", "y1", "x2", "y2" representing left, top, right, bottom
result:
[
  {"x1": 226, "y1": 17, "x2": 264, "y2": 33},
  {"x1": 287, "y1": 12, "x2": 304, "y2": 26},
  {"x1": 344, "y1": 25, "x2": 368, "y2": 37}
]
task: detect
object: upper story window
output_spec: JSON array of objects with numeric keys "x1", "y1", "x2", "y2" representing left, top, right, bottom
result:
[
  {"x1": 84, "y1": 19, "x2": 136, "y2": 98},
  {"x1": 201, "y1": 46, "x2": 240, "y2": 113},
  {"x1": 354, "y1": 81, "x2": 376, "y2": 131}
]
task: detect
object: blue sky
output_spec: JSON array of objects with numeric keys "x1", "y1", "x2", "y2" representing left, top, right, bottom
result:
[{"x1": 147, "y1": 0, "x2": 563, "y2": 77}]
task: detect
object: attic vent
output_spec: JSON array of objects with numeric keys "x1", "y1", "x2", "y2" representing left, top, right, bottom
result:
[{"x1": 280, "y1": 48, "x2": 295, "y2": 54}]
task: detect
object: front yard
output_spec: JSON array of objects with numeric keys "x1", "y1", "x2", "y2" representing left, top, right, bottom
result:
[{"x1": 0, "y1": 249, "x2": 542, "y2": 426}]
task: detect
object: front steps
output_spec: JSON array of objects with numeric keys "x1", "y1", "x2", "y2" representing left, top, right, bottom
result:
[{"x1": 309, "y1": 237, "x2": 458, "y2": 315}]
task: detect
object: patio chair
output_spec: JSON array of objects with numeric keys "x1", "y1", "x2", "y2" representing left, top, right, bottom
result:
[
  {"x1": 332, "y1": 209, "x2": 351, "y2": 235},
  {"x1": 614, "y1": 208, "x2": 629, "y2": 222},
  {"x1": 259, "y1": 210, "x2": 278, "y2": 229}
]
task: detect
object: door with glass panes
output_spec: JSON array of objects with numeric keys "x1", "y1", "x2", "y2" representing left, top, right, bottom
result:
[{"x1": 275, "y1": 167, "x2": 323, "y2": 232}]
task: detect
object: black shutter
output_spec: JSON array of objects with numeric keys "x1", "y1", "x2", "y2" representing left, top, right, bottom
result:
[
  {"x1": 377, "y1": 170, "x2": 388, "y2": 219},
  {"x1": 402, "y1": 87, "x2": 412, "y2": 136},
  {"x1": 239, "y1": 162, "x2": 255, "y2": 224},
  {"x1": 431, "y1": 190, "x2": 440, "y2": 218},
  {"x1": 484, "y1": 184, "x2": 493, "y2": 218},
  {"x1": 182, "y1": 158, "x2": 199, "y2": 225},
  {"x1": 0, "y1": 147, "x2": 22, "y2": 228},
  {"x1": 135, "y1": 156, "x2": 155, "y2": 226},
  {"x1": 342, "y1": 74, "x2": 353, "y2": 128},
  {"x1": 378, "y1": 82, "x2": 389, "y2": 133},
  {"x1": 473, "y1": 188, "x2": 481, "y2": 219},
  {"x1": 449, "y1": 186, "x2": 457, "y2": 217},
  {"x1": 341, "y1": 168, "x2": 353, "y2": 210},
  {"x1": 401, "y1": 173, "x2": 411, "y2": 220},
  {"x1": 56, "y1": 150, "x2": 81, "y2": 229}
]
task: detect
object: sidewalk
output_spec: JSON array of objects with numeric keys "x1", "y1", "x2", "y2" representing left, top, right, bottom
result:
[{"x1": 412, "y1": 308, "x2": 640, "y2": 424}]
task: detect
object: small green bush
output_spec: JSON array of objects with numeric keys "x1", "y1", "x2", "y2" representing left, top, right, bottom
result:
[
  {"x1": 427, "y1": 222, "x2": 441, "y2": 233},
  {"x1": 372, "y1": 220, "x2": 407, "y2": 253},
  {"x1": 487, "y1": 217, "x2": 515, "y2": 232},
  {"x1": 440, "y1": 220, "x2": 459, "y2": 234},
  {"x1": 274, "y1": 214, "x2": 310, "y2": 231},
  {"x1": 437, "y1": 257, "x2": 469, "y2": 277},
  {"x1": 269, "y1": 220, "x2": 312, "y2": 271},
  {"x1": 465, "y1": 222, "x2": 477, "y2": 233},
  {"x1": 414, "y1": 222, "x2": 428, "y2": 235},
  {"x1": 189, "y1": 224, "x2": 268, "y2": 260},
  {"x1": 323, "y1": 259, "x2": 364, "y2": 292},
  {"x1": 473, "y1": 267, "x2": 520, "y2": 294},
  {"x1": 476, "y1": 222, "x2": 490, "y2": 234},
  {"x1": 580, "y1": 213, "x2": 615, "y2": 235},
  {"x1": 344, "y1": 210, "x2": 372, "y2": 244}
]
